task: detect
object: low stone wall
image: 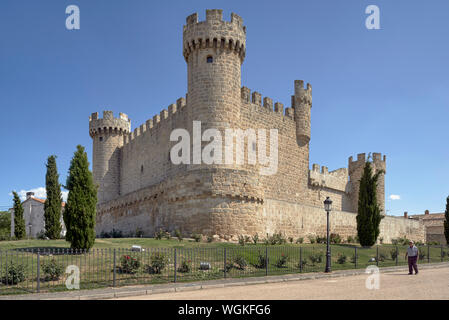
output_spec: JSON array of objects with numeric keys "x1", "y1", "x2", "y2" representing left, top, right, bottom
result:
[{"x1": 96, "y1": 193, "x2": 425, "y2": 244}]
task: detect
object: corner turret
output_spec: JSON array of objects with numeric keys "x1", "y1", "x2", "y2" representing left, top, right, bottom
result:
[
  {"x1": 293, "y1": 80, "x2": 312, "y2": 146},
  {"x1": 348, "y1": 152, "x2": 386, "y2": 214},
  {"x1": 89, "y1": 111, "x2": 131, "y2": 204}
]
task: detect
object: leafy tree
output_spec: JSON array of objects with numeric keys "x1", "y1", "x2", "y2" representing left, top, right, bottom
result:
[
  {"x1": 12, "y1": 191, "x2": 26, "y2": 239},
  {"x1": 444, "y1": 196, "x2": 449, "y2": 245},
  {"x1": 44, "y1": 155, "x2": 62, "y2": 239},
  {"x1": 63, "y1": 145, "x2": 97, "y2": 250},
  {"x1": 356, "y1": 157, "x2": 385, "y2": 247},
  {"x1": 0, "y1": 211, "x2": 11, "y2": 233}
]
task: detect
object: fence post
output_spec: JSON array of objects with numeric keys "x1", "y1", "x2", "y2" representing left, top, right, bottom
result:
[
  {"x1": 376, "y1": 246, "x2": 379, "y2": 266},
  {"x1": 299, "y1": 247, "x2": 303, "y2": 273},
  {"x1": 224, "y1": 248, "x2": 227, "y2": 279},
  {"x1": 427, "y1": 245, "x2": 430, "y2": 263},
  {"x1": 396, "y1": 246, "x2": 398, "y2": 266},
  {"x1": 36, "y1": 250, "x2": 40, "y2": 293},
  {"x1": 354, "y1": 247, "x2": 358, "y2": 269},
  {"x1": 174, "y1": 248, "x2": 177, "y2": 283},
  {"x1": 113, "y1": 249, "x2": 116, "y2": 287},
  {"x1": 265, "y1": 246, "x2": 268, "y2": 276},
  {"x1": 441, "y1": 245, "x2": 444, "y2": 262}
]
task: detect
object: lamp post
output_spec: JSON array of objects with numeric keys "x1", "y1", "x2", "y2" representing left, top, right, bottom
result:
[{"x1": 324, "y1": 197, "x2": 332, "y2": 273}]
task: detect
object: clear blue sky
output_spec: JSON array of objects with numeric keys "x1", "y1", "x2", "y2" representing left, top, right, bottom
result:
[{"x1": 0, "y1": 0, "x2": 448, "y2": 215}]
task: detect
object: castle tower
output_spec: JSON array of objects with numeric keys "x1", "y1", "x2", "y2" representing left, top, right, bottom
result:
[
  {"x1": 183, "y1": 9, "x2": 246, "y2": 126},
  {"x1": 89, "y1": 111, "x2": 131, "y2": 204},
  {"x1": 348, "y1": 153, "x2": 386, "y2": 214},
  {"x1": 293, "y1": 80, "x2": 312, "y2": 146}
]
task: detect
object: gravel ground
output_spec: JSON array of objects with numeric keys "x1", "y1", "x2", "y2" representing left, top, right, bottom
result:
[{"x1": 114, "y1": 266, "x2": 449, "y2": 300}]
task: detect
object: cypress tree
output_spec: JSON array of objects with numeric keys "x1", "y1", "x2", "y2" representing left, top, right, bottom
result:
[
  {"x1": 444, "y1": 196, "x2": 449, "y2": 245},
  {"x1": 44, "y1": 155, "x2": 62, "y2": 239},
  {"x1": 12, "y1": 191, "x2": 26, "y2": 239},
  {"x1": 356, "y1": 158, "x2": 385, "y2": 247},
  {"x1": 63, "y1": 145, "x2": 97, "y2": 250}
]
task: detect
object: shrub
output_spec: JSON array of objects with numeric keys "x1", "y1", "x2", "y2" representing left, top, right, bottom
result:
[
  {"x1": 288, "y1": 237, "x2": 294, "y2": 244},
  {"x1": 297, "y1": 259, "x2": 307, "y2": 268},
  {"x1": 112, "y1": 228, "x2": 123, "y2": 238},
  {"x1": 296, "y1": 237, "x2": 304, "y2": 244},
  {"x1": 175, "y1": 229, "x2": 183, "y2": 242},
  {"x1": 330, "y1": 233, "x2": 341, "y2": 244},
  {"x1": 418, "y1": 250, "x2": 426, "y2": 260},
  {"x1": 100, "y1": 231, "x2": 111, "y2": 238},
  {"x1": 192, "y1": 233, "x2": 202, "y2": 243},
  {"x1": 120, "y1": 255, "x2": 140, "y2": 274},
  {"x1": 308, "y1": 253, "x2": 323, "y2": 266},
  {"x1": 233, "y1": 256, "x2": 248, "y2": 270},
  {"x1": 347, "y1": 235, "x2": 355, "y2": 243},
  {"x1": 177, "y1": 260, "x2": 191, "y2": 273},
  {"x1": 244, "y1": 235, "x2": 251, "y2": 244},
  {"x1": 154, "y1": 228, "x2": 165, "y2": 240},
  {"x1": 275, "y1": 253, "x2": 288, "y2": 268},
  {"x1": 316, "y1": 236, "x2": 327, "y2": 244},
  {"x1": 350, "y1": 254, "x2": 357, "y2": 264},
  {"x1": 379, "y1": 237, "x2": 384, "y2": 244},
  {"x1": 391, "y1": 238, "x2": 399, "y2": 245},
  {"x1": 308, "y1": 235, "x2": 316, "y2": 244},
  {"x1": 164, "y1": 230, "x2": 171, "y2": 240},
  {"x1": 37, "y1": 230, "x2": 47, "y2": 240},
  {"x1": 1, "y1": 262, "x2": 26, "y2": 284},
  {"x1": 337, "y1": 254, "x2": 347, "y2": 264},
  {"x1": 207, "y1": 235, "x2": 213, "y2": 243},
  {"x1": 390, "y1": 248, "x2": 398, "y2": 261},
  {"x1": 254, "y1": 252, "x2": 268, "y2": 269},
  {"x1": 378, "y1": 253, "x2": 387, "y2": 262},
  {"x1": 238, "y1": 235, "x2": 246, "y2": 246},
  {"x1": 146, "y1": 252, "x2": 167, "y2": 274},
  {"x1": 252, "y1": 233, "x2": 259, "y2": 244},
  {"x1": 135, "y1": 228, "x2": 144, "y2": 238},
  {"x1": 41, "y1": 258, "x2": 64, "y2": 281}
]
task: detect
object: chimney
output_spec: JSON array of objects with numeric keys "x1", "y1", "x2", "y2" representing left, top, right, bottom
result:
[
  {"x1": 26, "y1": 192, "x2": 34, "y2": 200},
  {"x1": 404, "y1": 211, "x2": 408, "y2": 219},
  {"x1": 425, "y1": 210, "x2": 429, "y2": 215}
]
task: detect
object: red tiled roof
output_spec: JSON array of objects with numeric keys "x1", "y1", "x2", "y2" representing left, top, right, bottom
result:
[{"x1": 30, "y1": 197, "x2": 66, "y2": 207}]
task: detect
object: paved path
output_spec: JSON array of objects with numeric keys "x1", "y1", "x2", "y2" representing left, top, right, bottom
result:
[{"x1": 114, "y1": 266, "x2": 449, "y2": 300}]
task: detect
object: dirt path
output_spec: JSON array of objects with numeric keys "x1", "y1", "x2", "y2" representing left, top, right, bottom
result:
[{"x1": 114, "y1": 267, "x2": 449, "y2": 300}]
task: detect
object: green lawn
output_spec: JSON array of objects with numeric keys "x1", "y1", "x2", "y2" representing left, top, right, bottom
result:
[{"x1": 0, "y1": 239, "x2": 448, "y2": 296}]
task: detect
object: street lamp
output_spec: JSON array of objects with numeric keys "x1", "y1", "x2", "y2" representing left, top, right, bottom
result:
[{"x1": 324, "y1": 197, "x2": 332, "y2": 273}]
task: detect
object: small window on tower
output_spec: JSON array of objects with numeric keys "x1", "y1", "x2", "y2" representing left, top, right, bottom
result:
[
  {"x1": 207, "y1": 56, "x2": 213, "y2": 63},
  {"x1": 141, "y1": 165, "x2": 144, "y2": 173},
  {"x1": 99, "y1": 137, "x2": 103, "y2": 142}
]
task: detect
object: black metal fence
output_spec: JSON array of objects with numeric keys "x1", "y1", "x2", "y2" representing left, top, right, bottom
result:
[{"x1": 1, "y1": 244, "x2": 448, "y2": 295}]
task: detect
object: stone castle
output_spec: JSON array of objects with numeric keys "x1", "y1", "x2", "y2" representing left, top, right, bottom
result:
[{"x1": 89, "y1": 9, "x2": 425, "y2": 243}]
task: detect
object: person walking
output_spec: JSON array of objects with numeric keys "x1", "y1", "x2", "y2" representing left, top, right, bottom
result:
[{"x1": 405, "y1": 240, "x2": 419, "y2": 275}]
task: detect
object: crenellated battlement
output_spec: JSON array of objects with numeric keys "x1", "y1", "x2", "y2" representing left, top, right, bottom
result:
[
  {"x1": 348, "y1": 152, "x2": 386, "y2": 174},
  {"x1": 309, "y1": 164, "x2": 348, "y2": 192},
  {"x1": 183, "y1": 9, "x2": 246, "y2": 62},
  {"x1": 240, "y1": 86, "x2": 292, "y2": 120},
  {"x1": 122, "y1": 96, "x2": 187, "y2": 147},
  {"x1": 293, "y1": 80, "x2": 312, "y2": 107},
  {"x1": 89, "y1": 111, "x2": 131, "y2": 137}
]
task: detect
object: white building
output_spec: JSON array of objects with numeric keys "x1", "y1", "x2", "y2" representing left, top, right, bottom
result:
[{"x1": 10, "y1": 192, "x2": 66, "y2": 238}]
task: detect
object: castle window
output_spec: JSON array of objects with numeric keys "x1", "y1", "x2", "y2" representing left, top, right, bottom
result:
[
  {"x1": 252, "y1": 142, "x2": 257, "y2": 151},
  {"x1": 141, "y1": 165, "x2": 144, "y2": 173},
  {"x1": 207, "y1": 56, "x2": 213, "y2": 63},
  {"x1": 99, "y1": 137, "x2": 103, "y2": 142}
]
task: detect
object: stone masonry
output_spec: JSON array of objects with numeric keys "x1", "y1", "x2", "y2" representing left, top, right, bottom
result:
[{"x1": 89, "y1": 10, "x2": 425, "y2": 243}]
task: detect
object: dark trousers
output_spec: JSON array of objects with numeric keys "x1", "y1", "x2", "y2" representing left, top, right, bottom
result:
[{"x1": 408, "y1": 256, "x2": 418, "y2": 274}]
